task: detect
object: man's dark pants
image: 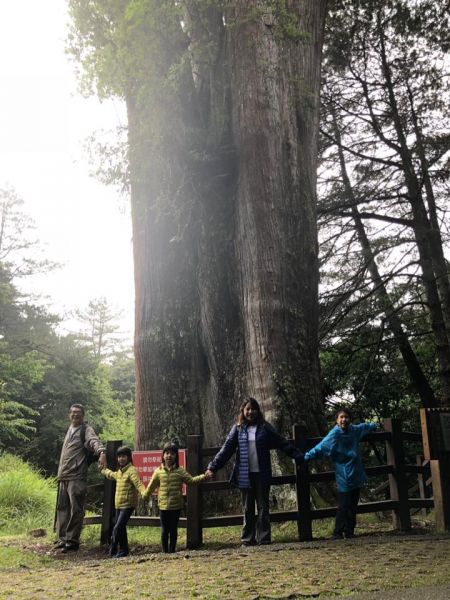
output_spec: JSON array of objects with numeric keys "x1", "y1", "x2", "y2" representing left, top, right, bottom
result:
[{"x1": 56, "y1": 479, "x2": 87, "y2": 547}]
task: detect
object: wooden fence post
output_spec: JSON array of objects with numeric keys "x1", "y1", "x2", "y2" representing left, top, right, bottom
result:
[
  {"x1": 294, "y1": 424, "x2": 312, "y2": 541},
  {"x1": 100, "y1": 439, "x2": 122, "y2": 545},
  {"x1": 420, "y1": 408, "x2": 450, "y2": 532},
  {"x1": 429, "y1": 457, "x2": 450, "y2": 531},
  {"x1": 416, "y1": 455, "x2": 431, "y2": 517},
  {"x1": 384, "y1": 419, "x2": 411, "y2": 532},
  {"x1": 186, "y1": 434, "x2": 203, "y2": 549}
]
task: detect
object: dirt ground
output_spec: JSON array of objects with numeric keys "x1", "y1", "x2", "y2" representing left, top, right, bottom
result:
[{"x1": 1, "y1": 532, "x2": 450, "y2": 600}]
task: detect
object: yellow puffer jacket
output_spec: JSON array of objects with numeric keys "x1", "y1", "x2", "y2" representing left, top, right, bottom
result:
[
  {"x1": 101, "y1": 463, "x2": 146, "y2": 509},
  {"x1": 143, "y1": 465, "x2": 205, "y2": 510}
]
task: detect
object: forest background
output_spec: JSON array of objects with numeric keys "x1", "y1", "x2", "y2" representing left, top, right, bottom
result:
[{"x1": 0, "y1": 0, "x2": 449, "y2": 481}]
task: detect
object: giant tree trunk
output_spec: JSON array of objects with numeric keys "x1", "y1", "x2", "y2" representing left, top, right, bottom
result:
[
  {"x1": 230, "y1": 1, "x2": 326, "y2": 431},
  {"x1": 129, "y1": 1, "x2": 328, "y2": 449}
]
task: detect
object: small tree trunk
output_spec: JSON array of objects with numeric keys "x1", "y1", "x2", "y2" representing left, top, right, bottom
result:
[
  {"x1": 406, "y1": 80, "x2": 450, "y2": 337},
  {"x1": 378, "y1": 14, "x2": 450, "y2": 403},
  {"x1": 331, "y1": 108, "x2": 437, "y2": 408}
]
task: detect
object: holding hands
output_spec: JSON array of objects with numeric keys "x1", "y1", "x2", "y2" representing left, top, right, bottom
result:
[{"x1": 98, "y1": 451, "x2": 107, "y2": 469}]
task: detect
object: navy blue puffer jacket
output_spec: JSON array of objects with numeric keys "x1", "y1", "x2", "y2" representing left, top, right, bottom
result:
[{"x1": 207, "y1": 422, "x2": 303, "y2": 488}]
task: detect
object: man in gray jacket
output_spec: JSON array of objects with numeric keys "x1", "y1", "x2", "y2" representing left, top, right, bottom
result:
[{"x1": 55, "y1": 403, "x2": 107, "y2": 552}]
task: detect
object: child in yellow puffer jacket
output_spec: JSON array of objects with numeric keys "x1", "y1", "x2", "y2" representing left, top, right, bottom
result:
[
  {"x1": 143, "y1": 441, "x2": 210, "y2": 553},
  {"x1": 101, "y1": 446, "x2": 146, "y2": 558}
]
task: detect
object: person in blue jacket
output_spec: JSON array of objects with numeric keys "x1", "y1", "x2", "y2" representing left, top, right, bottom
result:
[
  {"x1": 205, "y1": 397, "x2": 303, "y2": 546},
  {"x1": 304, "y1": 407, "x2": 377, "y2": 539}
]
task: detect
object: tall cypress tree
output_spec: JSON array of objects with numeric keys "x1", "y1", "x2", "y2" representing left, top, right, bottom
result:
[{"x1": 68, "y1": 0, "x2": 327, "y2": 447}]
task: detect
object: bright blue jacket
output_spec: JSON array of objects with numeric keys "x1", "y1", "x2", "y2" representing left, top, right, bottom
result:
[
  {"x1": 207, "y1": 422, "x2": 303, "y2": 488},
  {"x1": 304, "y1": 423, "x2": 377, "y2": 492}
]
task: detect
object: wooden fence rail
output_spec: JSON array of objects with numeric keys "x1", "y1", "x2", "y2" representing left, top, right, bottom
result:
[{"x1": 84, "y1": 418, "x2": 435, "y2": 548}]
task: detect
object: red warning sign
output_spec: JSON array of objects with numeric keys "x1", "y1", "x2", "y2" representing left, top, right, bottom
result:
[{"x1": 132, "y1": 449, "x2": 187, "y2": 494}]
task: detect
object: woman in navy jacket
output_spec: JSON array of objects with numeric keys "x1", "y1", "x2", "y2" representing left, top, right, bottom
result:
[{"x1": 206, "y1": 398, "x2": 303, "y2": 546}]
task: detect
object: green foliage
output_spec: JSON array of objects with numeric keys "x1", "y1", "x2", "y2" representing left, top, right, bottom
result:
[
  {"x1": 0, "y1": 400, "x2": 37, "y2": 445},
  {"x1": 24, "y1": 340, "x2": 118, "y2": 474},
  {"x1": 109, "y1": 351, "x2": 135, "y2": 402},
  {"x1": 319, "y1": 0, "x2": 450, "y2": 411},
  {"x1": 67, "y1": 0, "x2": 186, "y2": 102},
  {"x1": 0, "y1": 273, "x2": 52, "y2": 447},
  {"x1": 320, "y1": 320, "x2": 430, "y2": 429},
  {"x1": 267, "y1": 0, "x2": 312, "y2": 43},
  {"x1": 74, "y1": 297, "x2": 123, "y2": 360},
  {"x1": 67, "y1": 0, "x2": 196, "y2": 205},
  {"x1": 0, "y1": 186, "x2": 57, "y2": 278},
  {"x1": 94, "y1": 360, "x2": 135, "y2": 446},
  {"x1": 101, "y1": 399, "x2": 135, "y2": 446},
  {"x1": 0, "y1": 289, "x2": 136, "y2": 473},
  {"x1": 0, "y1": 453, "x2": 56, "y2": 535},
  {"x1": 0, "y1": 186, "x2": 136, "y2": 472}
]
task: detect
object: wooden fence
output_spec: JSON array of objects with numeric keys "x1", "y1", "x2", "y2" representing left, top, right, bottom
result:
[{"x1": 84, "y1": 418, "x2": 434, "y2": 547}]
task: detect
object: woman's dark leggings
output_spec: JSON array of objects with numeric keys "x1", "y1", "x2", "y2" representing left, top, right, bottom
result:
[
  {"x1": 160, "y1": 509, "x2": 181, "y2": 553},
  {"x1": 111, "y1": 507, "x2": 134, "y2": 555},
  {"x1": 241, "y1": 473, "x2": 271, "y2": 544}
]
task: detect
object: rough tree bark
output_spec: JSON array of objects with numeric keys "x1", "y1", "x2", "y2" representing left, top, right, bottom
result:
[
  {"x1": 67, "y1": 0, "x2": 328, "y2": 447},
  {"x1": 132, "y1": 1, "x2": 328, "y2": 447},
  {"x1": 230, "y1": 1, "x2": 326, "y2": 430}
]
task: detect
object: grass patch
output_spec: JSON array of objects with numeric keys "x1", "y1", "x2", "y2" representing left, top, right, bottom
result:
[
  {"x1": 80, "y1": 519, "x2": 163, "y2": 549},
  {"x1": 0, "y1": 542, "x2": 54, "y2": 570},
  {"x1": 0, "y1": 453, "x2": 56, "y2": 536},
  {"x1": 79, "y1": 510, "x2": 401, "y2": 550}
]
